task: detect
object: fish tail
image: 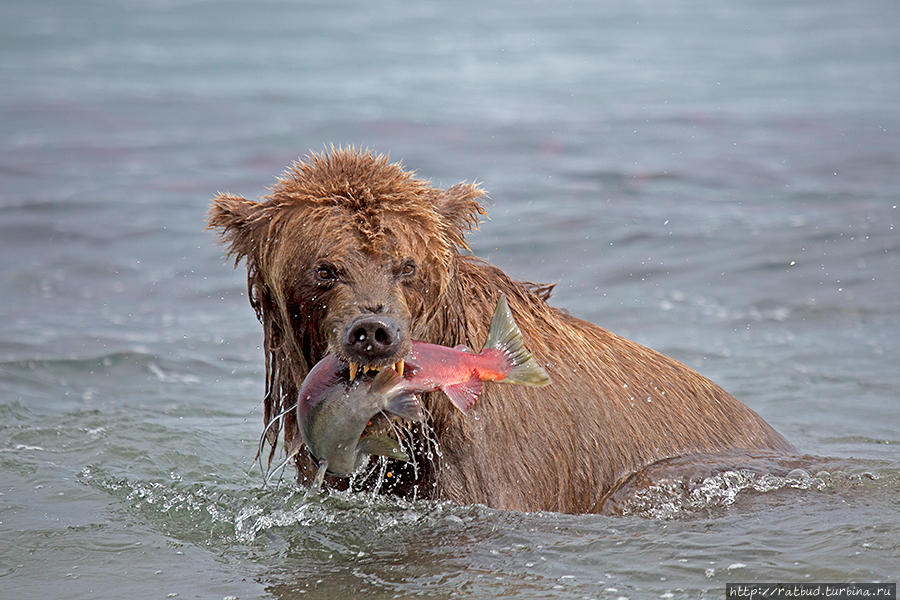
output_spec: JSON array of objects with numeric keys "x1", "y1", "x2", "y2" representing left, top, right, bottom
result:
[{"x1": 483, "y1": 294, "x2": 552, "y2": 387}]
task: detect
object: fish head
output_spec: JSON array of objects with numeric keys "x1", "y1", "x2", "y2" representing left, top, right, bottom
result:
[{"x1": 298, "y1": 362, "x2": 420, "y2": 474}]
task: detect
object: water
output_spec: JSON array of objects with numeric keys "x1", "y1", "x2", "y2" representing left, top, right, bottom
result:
[{"x1": 2, "y1": 0, "x2": 898, "y2": 598}]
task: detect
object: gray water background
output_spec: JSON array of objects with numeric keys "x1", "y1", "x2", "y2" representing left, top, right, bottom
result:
[{"x1": 1, "y1": 1, "x2": 898, "y2": 598}]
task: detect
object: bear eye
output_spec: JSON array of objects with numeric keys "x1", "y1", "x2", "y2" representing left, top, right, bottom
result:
[
  {"x1": 398, "y1": 260, "x2": 417, "y2": 278},
  {"x1": 314, "y1": 263, "x2": 338, "y2": 284}
]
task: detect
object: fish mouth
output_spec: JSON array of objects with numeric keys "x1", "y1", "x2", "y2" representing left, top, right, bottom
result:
[{"x1": 347, "y1": 359, "x2": 405, "y2": 382}]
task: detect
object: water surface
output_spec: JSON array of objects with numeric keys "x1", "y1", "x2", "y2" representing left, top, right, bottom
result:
[{"x1": 2, "y1": 1, "x2": 898, "y2": 598}]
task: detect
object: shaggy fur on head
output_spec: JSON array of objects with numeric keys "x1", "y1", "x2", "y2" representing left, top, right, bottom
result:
[{"x1": 209, "y1": 147, "x2": 793, "y2": 513}]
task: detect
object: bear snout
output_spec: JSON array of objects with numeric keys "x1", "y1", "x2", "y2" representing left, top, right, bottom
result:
[{"x1": 341, "y1": 314, "x2": 406, "y2": 365}]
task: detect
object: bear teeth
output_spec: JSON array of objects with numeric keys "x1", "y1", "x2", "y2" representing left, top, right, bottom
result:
[{"x1": 349, "y1": 361, "x2": 403, "y2": 381}]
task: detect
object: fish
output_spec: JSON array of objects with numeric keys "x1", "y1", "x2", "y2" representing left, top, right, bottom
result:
[
  {"x1": 291, "y1": 294, "x2": 550, "y2": 489},
  {"x1": 296, "y1": 354, "x2": 425, "y2": 486},
  {"x1": 352, "y1": 294, "x2": 552, "y2": 413}
]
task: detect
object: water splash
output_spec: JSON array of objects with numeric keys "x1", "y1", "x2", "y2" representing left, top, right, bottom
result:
[
  {"x1": 78, "y1": 462, "x2": 461, "y2": 548},
  {"x1": 233, "y1": 497, "x2": 332, "y2": 544},
  {"x1": 613, "y1": 468, "x2": 835, "y2": 519}
]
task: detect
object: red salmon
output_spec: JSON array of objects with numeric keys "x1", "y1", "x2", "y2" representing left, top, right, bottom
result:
[
  {"x1": 278, "y1": 295, "x2": 551, "y2": 488},
  {"x1": 401, "y1": 295, "x2": 550, "y2": 412},
  {"x1": 346, "y1": 294, "x2": 551, "y2": 412}
]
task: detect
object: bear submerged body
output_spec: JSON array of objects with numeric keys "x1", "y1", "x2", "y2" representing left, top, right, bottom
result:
[{"x1": 209, "y1": 147, "x2": 793, "y2": 513}]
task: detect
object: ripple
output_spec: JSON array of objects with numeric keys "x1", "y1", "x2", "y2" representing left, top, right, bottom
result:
[{"x1": 0, "y1": 351, "x2": 226, "y2": 396}]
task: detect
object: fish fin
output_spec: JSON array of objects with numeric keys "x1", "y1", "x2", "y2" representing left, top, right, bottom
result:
[
  {"x1": 386, "y1": 391, "x2": 424, "y2": 421},
  {"x1": 369, "y1": 367, "x2": 405, "y2": 395},
  {"x1": 441, "y1": 376, "x2": 483, "y2": 413},
  {"x1": 309, "y1": 459, "x2": 328, "y2": 493},
  {"x1": 371, "y1": 369, "x2": 424, "y2": 421},
  {"x1": 483, "y1": 294, "x2": 552, "y2": 387},
  {"x1": 358, "y1": 434, "x2": 409, "y2": 462}
]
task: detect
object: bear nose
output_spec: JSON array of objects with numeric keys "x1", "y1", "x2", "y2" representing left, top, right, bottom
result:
[{"x1": 342, "y1": 314, "x2": 404, "y2": 364}]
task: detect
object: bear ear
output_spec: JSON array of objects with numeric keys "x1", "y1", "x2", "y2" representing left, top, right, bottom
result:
[
  {"x1": 434, "y1": 182, "x2": 487, "y2": 249},
  {"x1": 207, "y1": 193, "x2": 268, "y2": 266}
]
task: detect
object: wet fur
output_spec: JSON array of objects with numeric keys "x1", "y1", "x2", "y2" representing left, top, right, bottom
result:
[{"x1": 209, "y1": 147, "x2": 793, "y2": 513}]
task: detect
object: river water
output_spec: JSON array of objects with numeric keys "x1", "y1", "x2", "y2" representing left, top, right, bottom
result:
[{"x1": 2, "y1": 1, "x2": 898, "y2": 598}]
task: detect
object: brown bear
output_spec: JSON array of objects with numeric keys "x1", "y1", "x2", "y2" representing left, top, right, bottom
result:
[{"x1": 208, "y1": 147, "x2": 793, "y2": 513}]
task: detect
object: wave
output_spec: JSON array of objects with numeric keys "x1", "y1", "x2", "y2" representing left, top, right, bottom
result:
[
  {"x1": 0, "y1": 350, "x2": 227, "y2": 382},
  {"x1": 653, "y1": 288, "x2": 898, "y2": 325},
  {"x1": 601, "y1": 453, "x2": 898, "y2": 520}
]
